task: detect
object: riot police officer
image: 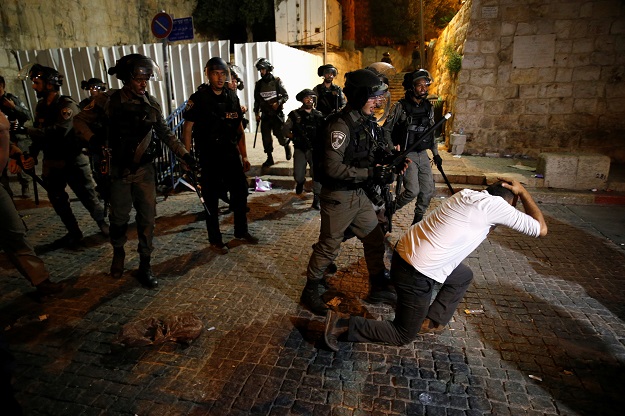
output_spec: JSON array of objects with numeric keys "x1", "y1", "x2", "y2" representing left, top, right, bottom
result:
[
  {"x1": 282, "y1": 89, "x2": 325, "y2": 209},
  {"x1": 22, "y1": 64, "x2": 109, "y2": 247},
  {"x1": 253, "y1": 58, "x2": 290, "y2": 167},
  {"x1": 182, "y1": 57, "x2": 258, "y2": 255},
  {"x1": 313, "y1": 64, "x2": 346, "y2": 117},
  {"x1": 301, "y1": 69, "x2": 399, "y2": 315},
  {"x1": 79, "y1": 78, "x2": 106, "y2": 109},
  {"x1": 74, "y1": 54, "x2": 195, "y2": 288},
  {"x1": 383, "y1": 69, "x2": 441, "y2": 225}
]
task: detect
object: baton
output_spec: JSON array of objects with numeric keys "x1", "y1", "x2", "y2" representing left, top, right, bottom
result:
[
  {"x1": 436, "y1": 163, "x2": 455, "y2": 195},
  {"x1": 182, "y1": 168, "x2": 212, "y2": 218},
  {"x1": 253, "y1": 119, "x2": 260, "y2": 148},
  {"x1": 387, "y1": 112, "x2": 452, "y2": 168}
]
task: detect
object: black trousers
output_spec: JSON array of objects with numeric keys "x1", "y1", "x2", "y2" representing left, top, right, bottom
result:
[{"x1": 348, "y1": 251, "x2": 474, "y2": 346}]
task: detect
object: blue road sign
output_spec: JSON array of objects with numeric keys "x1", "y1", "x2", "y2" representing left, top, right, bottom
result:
[
  {"x1": 169, "y1": 17, "x2": 194, "y2": 42},
  {"x1": 151, "y1": 12, "x2": 173, "y2": 39}
]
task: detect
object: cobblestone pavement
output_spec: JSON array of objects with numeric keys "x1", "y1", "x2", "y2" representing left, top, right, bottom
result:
[{"x1": 1, "y1": 186, "x2": 625, "y2": 416}]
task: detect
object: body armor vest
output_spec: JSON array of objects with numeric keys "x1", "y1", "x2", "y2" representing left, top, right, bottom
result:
[
  {"x1": 319, "y1": 111, "x2": 379, "y2": 190},
  {"x1": 392, "y1": 98, "x2": 433, "y2": 152},
  {"x1": 107, "y1": 91, "x2": 160, "y2": 168},
  {"x1": 289, "y1": 108, "x2": 324, "y2": 151},
  {"x1": 190, "y1": 87, "x2": 241, "y2": 161},
  {"x1": 315, "y1": 84, "x2": 341, "y2": 116},
  {"x1": 36, "y1": 95, "x2": 82, "y2": 160}
]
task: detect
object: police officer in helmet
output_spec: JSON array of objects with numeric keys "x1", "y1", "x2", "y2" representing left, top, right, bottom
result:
[
  {"x1": 79, "y1": 78, "x2": 106, "y2": 109},
  {"x1": 22, "y1": 64, "x2": 109, "y2": 247},
  {"x1": 253, "y1": 58, "x2": 290, "y2": 167},
  {"x1": 74, "y1": 54, "x2": 196, "y2": 288},
  {"x1": 182, "y1": 57, "x2": 257, "y2": 255},
  {"x1": 313, "y1": 64, "x2": 346, "y2": 117},
  {"x1": 282, "y1": 88, "x2": 325, "y2": 208},
  {"x1": 383, "y1": 69, "x2": 441, "y2": 225},
  {"x1": 301, "y1": 69, "x2": 399, "y2": 315}
]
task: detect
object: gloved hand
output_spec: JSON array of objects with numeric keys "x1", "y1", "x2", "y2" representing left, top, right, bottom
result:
[
  {"x1": 432, "y1": 154, "x2": 443, "y2": 169},
  {"x1": 372, "y1": 165, "x2": 394, "y2": 185},
  {"x1": 182, "y1": 153, "x2": 198, "y2": 172}
]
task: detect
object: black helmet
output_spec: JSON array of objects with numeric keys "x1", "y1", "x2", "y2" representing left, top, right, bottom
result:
[
  {"x1": 255, "y1": 58, "x2": 273, "y2": 72},
  {"x1": 108, "y1": 54, "x2": 161, "y2": 83},
  {"x1": 81, "y1": 78, "x2": 106, "y2": 91},
  {"x1": 29, "y1": 64, "x2": 63, "y2": 87},
  {"x1": 402, "y1": 69, "x2": 431, "y2": 90},
  {"x1": 296, "y1": 88, "x2": 317, "y2": 102},
  {"x1": 343, "y1": 69, "x2": 388, "y2": 110},
  {"x1": 317, "y1": 64, "x2": 338, "y2": 77},
  {"x1": 205, "y1": 57, "x2": 229, "y2": 72},
  {"x1": 228, "y1": 63, "x2": 245, "y2": 90}
]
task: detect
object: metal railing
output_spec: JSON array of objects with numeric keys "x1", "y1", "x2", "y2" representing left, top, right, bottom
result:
[{"x1": 154, "y1": 100, "x2": 188, "y2": 193}]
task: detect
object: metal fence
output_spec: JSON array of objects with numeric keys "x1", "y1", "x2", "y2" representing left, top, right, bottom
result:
[{"x1": 15, "y1": 40, "x2": 325, "y2": 191}]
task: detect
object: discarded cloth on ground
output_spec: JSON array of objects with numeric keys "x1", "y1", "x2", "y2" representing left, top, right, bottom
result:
[{"x1": 112, "y1": 312, "x2": 204, "y2": 347}]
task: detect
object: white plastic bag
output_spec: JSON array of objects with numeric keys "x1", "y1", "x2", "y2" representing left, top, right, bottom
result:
[{"x1": 255, "y1": 176, "x2": 272, "y2": 192}]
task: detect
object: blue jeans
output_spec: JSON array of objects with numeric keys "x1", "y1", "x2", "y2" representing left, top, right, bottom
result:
[{"x1": 348, "y1": 251, "x2": 473, "y2": 345}]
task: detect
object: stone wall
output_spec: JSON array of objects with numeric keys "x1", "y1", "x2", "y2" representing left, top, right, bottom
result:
[
  {"x1": 0, "y1": 0, "x2": 197, "y2": 96},
  {"x1": 431, "y1": 0, "x2": 625, "y2": 162}
]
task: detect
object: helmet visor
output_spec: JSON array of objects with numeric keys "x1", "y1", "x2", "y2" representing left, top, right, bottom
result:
[
  {"x1": 132, "y1": 58, "x2": 162, "y2": 82},
  {"x1": 372, "y1": 90, "x2": 392, "y2": 123}
]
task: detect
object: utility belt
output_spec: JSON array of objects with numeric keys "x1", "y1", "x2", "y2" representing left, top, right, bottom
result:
[{"x1": 322, "y1": 180, "x2": 366, "y2": 191}]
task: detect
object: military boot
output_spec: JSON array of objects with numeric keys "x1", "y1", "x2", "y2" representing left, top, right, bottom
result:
[
  {"x1": 110, "y1": 247, "x2": 125, "y2": 278},
  {"x1": 311, "y1": 194, "x2": 320, "y2": 210},
  {"x1": 300, "y1": 280, "x2": 329, "y2": 315},
  {"x1": 366, "y1": 269, "x2": 397, "y2": 306},
  {"x1": 412, "y1": 213, "x2": 424, "y2": 225},
  {"x1": 262, "y1": 153, "x2": 275, "y2": 167},
  {"x1": 137, "y1": 256, "x2": 158, "y2": 288}
]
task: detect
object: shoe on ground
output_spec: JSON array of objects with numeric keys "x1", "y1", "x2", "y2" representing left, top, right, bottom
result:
[
  {"x1": 97, "y1": 220, "x2": 110, "y2": 237},
  {"x1": 235, "y1": 232, "x2": 259, "y2": 244},
  {"x1": 311, "y1": 194, "x2": 320, "y2": 210},
  {"x1": 412, "y1": 213, "x2": 424, "y2": 225},
  {"x1": 262, "y1": 155, "x2": 275, "y2": 167},
  {"x1": 324, "y1": 310, "x2": 350, "y2": 352},
  {"x1": 35, "y1": 279, "x2": 65, "y2": 296},
  {"x1": 300, "y1": 281, "x2": 329, "y2": 315},
  {"x1": 325, "y1": 262, "x2": 338, "y2": 274},
  {"x1": 136, "y1": 267, "x2": 158, "y2": 289},
  {"x1": 295, "y1": 182, "x2": 304, "y2": 195},
  {"x1": 366, "y1": 286, "x2": 397, "y2": 306},
  {"x1": 110, "y1": 247, "x2": 125, "y2": 278},
  {"x1": 21, "y1": 185, "x2": 30, "y2": 198},
  {"x1": 418, "y1": 318, "x2": 445, "y2": 335},
  {"x1": 209, "y1": 242, "x2": 229, "y2": 255},
  {"x1": 285, "y1": 144, "x2": 292, "y2": 161},
  {"x1": 57, "y1": 232, "x2": 84, "y2": 249}
]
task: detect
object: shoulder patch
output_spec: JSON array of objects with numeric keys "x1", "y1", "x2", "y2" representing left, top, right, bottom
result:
[
  {"x1": 184, "y1": 100, "x2": 194, "y2": 112},
  {"x1": 61, "y1": 107, "x2": 74, "y2": 120},
  {"x1": 331, "y1": 131, "x2": 346, "y2": 150}
]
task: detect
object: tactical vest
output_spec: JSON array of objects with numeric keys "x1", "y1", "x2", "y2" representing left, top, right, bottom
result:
[
  {"x1": 288, "y1": 108, "x2": 324, "y2": 151},
  {"x1": 315, "y1": 84, "x2": 342, "y2": 116},
  {"x1": 256, "y1": 76, "x2": 283, "y2": 116},
  {"x1": 36, "y1": 95, "x2": 82, "y2": 160},
  {"x1": 107, "y1": 91, "x2": 160, "y2": 168},
  {"x1": 318, "y1": 111, "x2": 379, "y2": 190},
  {"x1": 189, "y1": 86, "x2": 242, "y2": 158},
  {"x1": 391, "y1": 98, "x2": 433, "y2": 152}
]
